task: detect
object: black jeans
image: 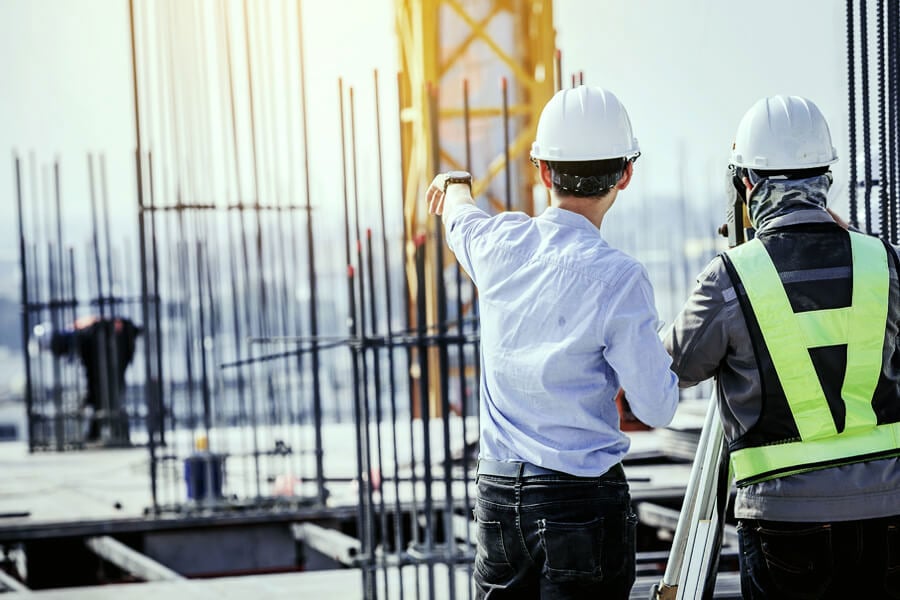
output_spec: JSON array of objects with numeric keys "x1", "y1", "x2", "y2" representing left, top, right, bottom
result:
[
  {"x1": 738, "y1": 516, "x2": 900, "y2": 599},
  {"x1": 473, "y1": 464, "x2": 636, "y2": 599}
]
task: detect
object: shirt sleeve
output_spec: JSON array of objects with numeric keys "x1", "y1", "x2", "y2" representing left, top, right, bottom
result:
[
  {"x1": 443, "y1": 203, "x2": 491, "y2": 285},
  {"x1": 663, "y1": 256, "x2": 738, "y2": 387},
  {"x1": 601, "y1": 263, "x2": 679, "y2": 428}
]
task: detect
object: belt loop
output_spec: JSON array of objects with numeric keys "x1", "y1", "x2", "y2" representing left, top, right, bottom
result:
[{"x1": 516, "y1": 462, "x2": 525, "y2": 480}]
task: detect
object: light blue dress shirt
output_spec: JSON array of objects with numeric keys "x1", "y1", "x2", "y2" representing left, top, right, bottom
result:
[{"x1": 445, "y1": 204, "x2": 679, "y2": 477}]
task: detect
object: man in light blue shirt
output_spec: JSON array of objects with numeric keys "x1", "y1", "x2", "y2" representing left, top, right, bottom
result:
[{"x1": 426, "y1": 85, "x2": 679, "y2": 599}]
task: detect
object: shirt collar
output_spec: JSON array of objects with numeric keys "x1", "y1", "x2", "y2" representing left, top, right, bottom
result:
[{"x1": 538, "y1": 206, "x2": 600, "y2": 234}]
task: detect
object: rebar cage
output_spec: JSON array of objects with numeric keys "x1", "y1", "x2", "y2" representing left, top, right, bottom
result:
[{"x1": 10, "y1": 1, "x2": 900, "y2": 599}]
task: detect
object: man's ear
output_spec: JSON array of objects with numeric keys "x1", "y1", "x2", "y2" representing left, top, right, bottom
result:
[
  {"x1": 538, "y1": 160, "x2": 553, "y2": 189},
  {"x1": 616, "y1": 161, "x2": 634, "y2": 190}
]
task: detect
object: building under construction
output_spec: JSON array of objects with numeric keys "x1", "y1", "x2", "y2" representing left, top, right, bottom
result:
[{"x1": 1, "y1": 1, "x2": 899, "y2": 599}]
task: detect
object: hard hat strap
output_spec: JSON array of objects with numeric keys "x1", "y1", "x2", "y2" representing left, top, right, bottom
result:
[{"x1": 552, "y1": 171, "x2": 621, "y2": 196}]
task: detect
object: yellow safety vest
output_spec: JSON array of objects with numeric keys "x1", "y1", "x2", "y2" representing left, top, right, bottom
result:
[{"x1": 725, "y1": 232, "x2": 899, "y2": 486}]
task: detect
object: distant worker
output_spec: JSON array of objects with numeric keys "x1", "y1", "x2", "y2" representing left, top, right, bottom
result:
[
  {"x1": 664, "y1": 95, "x2": 900, "y2": 598},
  {"x1": 43, "y1": 316, "x2": 142, "y2": 443},
  {"x1": 426, "y1": 85, "x2": 679, "y2": 599}
]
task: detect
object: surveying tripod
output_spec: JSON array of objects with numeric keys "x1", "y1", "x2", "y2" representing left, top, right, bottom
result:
[{"x1": 650, "y1": 173, "x2": 750, "y2": 600}]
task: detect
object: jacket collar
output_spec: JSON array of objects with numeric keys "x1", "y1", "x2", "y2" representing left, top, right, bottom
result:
[{"x1": 748, "y1": 174, "x2": 832, "y2": 232}]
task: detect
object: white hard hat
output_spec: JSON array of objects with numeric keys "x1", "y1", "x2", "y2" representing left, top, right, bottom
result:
[
  {"x1": 731, "y1": 95, "x2": 838, "y2": 170},
  {"x1": 531, "y1": 86, "x2": 640, "y2": 162}
]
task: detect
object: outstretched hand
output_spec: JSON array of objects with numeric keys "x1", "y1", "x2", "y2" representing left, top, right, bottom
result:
[{"x1": 426, "y1": 173, "x2": 449, "y2": 215}]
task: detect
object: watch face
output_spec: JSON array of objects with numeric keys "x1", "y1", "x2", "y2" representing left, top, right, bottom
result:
[{"x1": 446, "y1": 170, "x2": 471, "y2": 182}]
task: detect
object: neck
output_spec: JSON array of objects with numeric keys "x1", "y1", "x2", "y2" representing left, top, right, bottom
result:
[{"x1": 552, "y1": 190, "x2": 617, "y2": 229}]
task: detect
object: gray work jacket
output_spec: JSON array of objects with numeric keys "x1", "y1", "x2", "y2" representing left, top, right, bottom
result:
[{"x1": 664, "y1": 206, "x2": 900, "y2": 522}]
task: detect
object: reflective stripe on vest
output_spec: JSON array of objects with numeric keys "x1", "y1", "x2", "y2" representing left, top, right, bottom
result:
[{"x1": 726, "y1": 232, "x2": 892, "y2": 485}]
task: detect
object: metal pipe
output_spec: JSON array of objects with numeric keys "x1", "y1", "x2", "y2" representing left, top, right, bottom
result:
[
  {"x1": 365, "y1": 228, "x2": 391, "y2": 597},
  {"x1": 242, "y1": 0, "x2": 270, "y2": 339},
  {"x1": 414, "y1": 233, "x2": 436, "y2": 599},
  {"x1": 100, "y1": 155, "x2": 125, "y2": 442},
  {"x1": 847, "y1": 0, "x2": 858, "y2": 228},
  {"x1": 53, "y1": 161, "x2": 65, "y2": 323},
  {"x1": 86, "y1": 535, "x2": 184, "y2": 582},
  {"x1": 239, "y1": 0, "x2": 267, "y2": 496},
  {"x1": 430, "y1": 79, "x2": 456, "y2": 597},
  {"x1": 860, "y1": 0, "x2": 873, "y2": 233},
  {"x1": 31, "y1": 240, "x2": 49, "y2": 449},
  {"x1": 221, "y1": 0, "x2": 261, "y2": 498},
  {"x1": 260, "y1": 4, "x2": 300, "y2": 478},
  {"x1": 271, "y1": 0, "x2": 303, "y2": 491},
  {"x1": 88, "y1": 154, "x2": 112, "y2": 443},
  {"x1": 373, "y1": 68, "x2": 406, "y2": 589},
  {"x1": 226, "y1": 214, "x2": 251, "y2": 495},
  {"x1": 349, "y1": 84, "x2": 378, "y2": 599},
  {"x1": 100, "y1": 156, "x2": 117, "y2": 319},
  {"x1": 67, "y1": 246, "x2": 84, "y2": 443},
  {"x1": 49, "y1": 163, "x2": 64, "y2": 449},
  {"x1": 146, "y1": 152, "x2": 166, "y2": 447},
  {"x1": 295, "y1": 0, "x2": 326, "y2": 505},
  {"x1": 339, "y1": 77, "x2": 372, "y2": 598},
  {"x1": 877, "y1": 0, "x2": 889, "y2": 238},
  {"x1": 460, "y1": 79, "x2": 475, "y2": 593},
  {"x1": 14, "y1": 155, "x2": 36, "y2": 452},
  {"x1": 196, "y1": 240, "x2": 212, "y2": 436},
  {"x1": 397, "y1": 72, "x2": 423, "y2": 600},
  {"x1": 501, "y1": 77, "x2": 511, "y2": 212},
  {"x1": 887, "y1": 0, "x2": 898, "y2": 243},
  {"x1": 27, "y1": 154, "x2": 48, "y2": 449}
]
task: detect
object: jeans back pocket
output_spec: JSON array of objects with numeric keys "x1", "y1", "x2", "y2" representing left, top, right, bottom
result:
[
  {"x1": 474, "y1": 516, "x2": 515, "y2": 585},
  {"x1": 538, "y1": 517, "x2": 604, "y2": 583},
  {"x1": 756, "y1": 523, "x2": 833, "y2": 599}
]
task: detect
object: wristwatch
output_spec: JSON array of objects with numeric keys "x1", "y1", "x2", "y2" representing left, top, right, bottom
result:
[{"x1": 443, "y1": 170, "x2": 472, "y2": 194}]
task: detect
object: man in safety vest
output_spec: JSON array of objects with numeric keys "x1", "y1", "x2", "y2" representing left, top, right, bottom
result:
[
  {"x1": 664, "y1": 95, "x2": 900, "y2": 598},
  {"x1": 427, "y1": 85, "x2": 679, "y2": 599}
]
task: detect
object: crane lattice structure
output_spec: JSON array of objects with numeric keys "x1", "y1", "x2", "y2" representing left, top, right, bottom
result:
[{"x1": 394, "y1": 0, "x2": 557, "y2": 415}]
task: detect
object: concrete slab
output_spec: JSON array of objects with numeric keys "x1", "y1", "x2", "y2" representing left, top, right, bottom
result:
[{"x1": 0, "y1": 568, "x2": 742, "y2": 599}]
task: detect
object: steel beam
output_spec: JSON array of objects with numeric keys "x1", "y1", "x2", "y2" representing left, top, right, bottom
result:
[
  {"x1": 292, "y1": 523, "x2": 361, "y2": 567},
  {"x1": 0, "y1": 568, "x2": 28, "y2": 593},
  {"x1": 85, "y1": 536, "x2": 184, "y2": 582}
]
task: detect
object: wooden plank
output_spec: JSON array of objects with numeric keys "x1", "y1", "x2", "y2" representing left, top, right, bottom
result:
[{"x1": 85, "y1": 536, "x2": 184, "y2": 582}]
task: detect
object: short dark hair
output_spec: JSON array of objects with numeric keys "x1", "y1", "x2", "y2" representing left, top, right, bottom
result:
[{"x1": 547, "y1": 158, "x2": 626, "y2": 198}]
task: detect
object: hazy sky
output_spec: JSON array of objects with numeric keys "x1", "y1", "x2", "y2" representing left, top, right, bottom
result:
[
  {"x1": 0, "y1": 0, "x2": 853, "y2": 267},
  {"x1": 557, "y1": 1, "x2": 850, "y2": 202}
]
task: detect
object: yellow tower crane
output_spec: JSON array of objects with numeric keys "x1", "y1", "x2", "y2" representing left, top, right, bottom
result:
[{"x1": 394, "y1": 0, "x2": 557, "y2": 416}]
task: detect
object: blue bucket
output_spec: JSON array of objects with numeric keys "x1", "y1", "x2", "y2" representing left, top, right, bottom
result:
[{"x1": 183, "y1": 453, "x2": 226, "y2": 501}]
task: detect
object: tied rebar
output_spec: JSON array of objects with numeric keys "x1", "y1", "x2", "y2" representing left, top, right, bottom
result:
[{"x1": 847, "y1": 0, "x2": 900, "y2": 242}]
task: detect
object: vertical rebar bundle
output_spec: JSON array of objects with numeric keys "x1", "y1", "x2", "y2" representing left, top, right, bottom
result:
[
  {"x1": 13, "y1": 151, "x2": 143, "y2": 452},
  {"x1": 846, "y1": 0, "x2": 900, "y2": 242}
]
